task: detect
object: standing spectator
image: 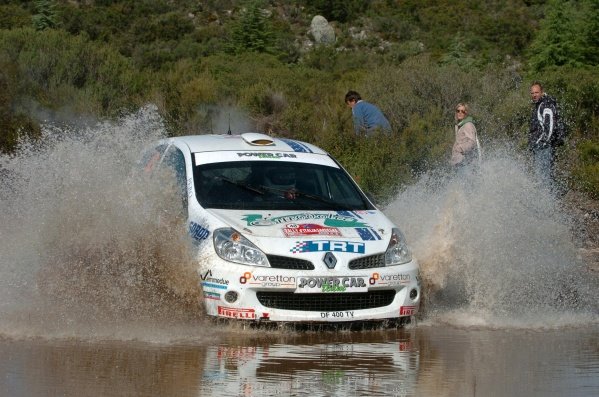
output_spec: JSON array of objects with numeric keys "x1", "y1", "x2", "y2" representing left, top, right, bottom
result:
[
  {"x1": 529, "y1": 82, "x2": 566, "y2": 189},
  {"x1": 450, "y1": 103, "x2": 480, "y2": 169},
  {"x1": 345, "y1": 90, "x2": 391, "y2": 135}
]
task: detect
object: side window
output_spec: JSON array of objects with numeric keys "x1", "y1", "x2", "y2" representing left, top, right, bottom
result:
[
  {"x1": 323, "y1": 169, "x2": 365, "y2": 207},
  {"x1": 162, "y1": 146, "x2": 188, "y2": 217},
  {"x1": 141, "y1": 144, "x2": 168, "y2": 173}
]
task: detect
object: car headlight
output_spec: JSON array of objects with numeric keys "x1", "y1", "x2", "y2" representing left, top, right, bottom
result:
[
  {"x1": 384, "y1": 228, "x2": 412, "y2": 265},
  {"x1": 213, "y1": 228, "x2": 269, "y2": 267}
]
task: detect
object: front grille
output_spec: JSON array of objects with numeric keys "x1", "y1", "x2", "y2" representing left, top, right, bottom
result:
[
  {"x1": 267, "y1": 255, "x2": 315, "y2": 270},
  {"x1": 348, "y1": 254, "x2": 385, "y2": 269},
  {"x1": 256, "y1": 290, "x2": 396, "y2": 311}
]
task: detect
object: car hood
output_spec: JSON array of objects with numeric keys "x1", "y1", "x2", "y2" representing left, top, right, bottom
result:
[{"x1": 205, "y1": 209, "x2": 393, "y2": 241}]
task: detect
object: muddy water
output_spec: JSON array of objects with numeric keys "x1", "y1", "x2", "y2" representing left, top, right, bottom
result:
[
  {"x1": 1, "y1": 110, "x2": 598, "y2": 396},
  {"x1": 0, "y1": 325, "x2": 597, "y2": 397}
]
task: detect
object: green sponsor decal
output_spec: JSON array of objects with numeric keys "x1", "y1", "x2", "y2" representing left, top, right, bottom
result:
[{"x1": 242, "y1": 213, "x2": 367, "y2": 228}]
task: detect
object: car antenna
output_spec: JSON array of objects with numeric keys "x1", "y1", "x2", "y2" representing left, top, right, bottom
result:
[{"x1": 227, "y1": 113, "x2": 232, "y2": 135}]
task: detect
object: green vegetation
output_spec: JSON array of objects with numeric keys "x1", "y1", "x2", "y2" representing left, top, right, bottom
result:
[
  {"x1": 0, "y1": 0, "x2": 598, "y2": 200},
  {"x1": 227, "y1": 0, "x2": 275, "y2": 54},
  {"x1": 527, "y1": 0, "x2": 599, "y2": 71},
  {"x1": 32, "y1": 0, "x2": 60, "y2": 31},
  {"x1": 572, "y1": 140, "x2": 599, "y2": 199}
]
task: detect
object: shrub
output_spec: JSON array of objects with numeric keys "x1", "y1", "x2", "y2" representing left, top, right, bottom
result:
[
  {"x1": 323, "y1": 130, "x2": 412, "y2": 203},
  {"x1": 303, "y1": 0, "x2": 370, "y2": 23},
  {"x1": 153, "y1": 59, "x2": 218, "y2": 132},
  {"x1": 0, "y1": 5, "x2": 31, "y2": 29},
  {"x1": 0, "y1": 28, "x2": 145, "y2": 118},
  {"x1": 571, "y1": 140, "x2": 599, "y2": 198}
]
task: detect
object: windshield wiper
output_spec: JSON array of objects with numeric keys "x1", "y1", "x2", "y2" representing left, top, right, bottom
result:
[{"x1": 218, "y1": 176, "x2": 266, "y2": 195}]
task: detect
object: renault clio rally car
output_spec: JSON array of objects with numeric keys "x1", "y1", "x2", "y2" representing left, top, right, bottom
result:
[{"x1": 143, "y1": 133, "x2": 420, "y2": 324}]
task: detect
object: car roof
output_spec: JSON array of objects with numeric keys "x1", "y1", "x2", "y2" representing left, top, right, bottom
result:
[{"x1": 167, "y1": 133, "x2": 329, "y2": 155}]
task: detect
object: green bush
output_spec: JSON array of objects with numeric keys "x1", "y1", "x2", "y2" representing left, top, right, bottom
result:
[
  {"x1": 0, "y1": 65, "x2": 40, "y2": 152},
  {"x1": 0, "y1": 28, "x2": 146, "y2": 117},
  {"x1": 303, "y1": 0, "x2": 369, "y2": 23},
  {"x1": 0, "y1": 5, "x2": 31, "y2": 29},
  {"x1": 323, "y1": 130, "x2": 412, "y2": 203},
  {"x1": 571, "y1": 140, "x2": 599, "y2": 198}
]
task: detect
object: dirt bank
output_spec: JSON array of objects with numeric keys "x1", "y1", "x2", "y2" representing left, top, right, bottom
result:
[{"x1": 563, "y1": 190, "x2": 599, "y2": 273}]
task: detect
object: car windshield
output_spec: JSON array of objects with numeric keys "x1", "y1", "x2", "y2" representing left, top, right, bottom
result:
[{"x1": 193, "y1": 160, "x2": 373, "y2": 210}]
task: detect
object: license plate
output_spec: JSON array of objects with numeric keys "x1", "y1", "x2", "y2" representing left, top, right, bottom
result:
[{"x1": 296, "y1": 276, "x2": 368, "y2": 293}]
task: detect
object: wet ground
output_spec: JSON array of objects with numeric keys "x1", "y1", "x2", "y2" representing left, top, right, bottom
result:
[{"x1": 1, "y1": 322, "x2": 598, "y2": 397}]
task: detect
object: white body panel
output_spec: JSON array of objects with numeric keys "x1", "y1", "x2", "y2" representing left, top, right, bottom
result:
[
  {"x1": 147, "y1": 133, "x2": 421, "y2": 323},
  {"x1": 196, "y1": 209, "x2": 420, "y2": 322}
]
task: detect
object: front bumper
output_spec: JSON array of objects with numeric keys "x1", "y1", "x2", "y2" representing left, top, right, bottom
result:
[{"x1": 199, "y1": 258, "x2": 421, "y2": 323}]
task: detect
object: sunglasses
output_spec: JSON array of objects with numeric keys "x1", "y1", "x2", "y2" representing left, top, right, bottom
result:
[{"x1": 455, "y1": 109, "x2": 467, "y2": 114}]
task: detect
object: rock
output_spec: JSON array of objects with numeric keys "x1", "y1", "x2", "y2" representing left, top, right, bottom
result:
[
  {"x1": 348, "y1": 27, "x2": 367, "y2": 41},
  {"x1": 309, "y1": 15, "x2": 335, "y2": 45}
]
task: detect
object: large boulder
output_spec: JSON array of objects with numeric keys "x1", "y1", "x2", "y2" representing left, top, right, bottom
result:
[{"x1": 309, "y1": 15, "x2": 335, "y2": 45}]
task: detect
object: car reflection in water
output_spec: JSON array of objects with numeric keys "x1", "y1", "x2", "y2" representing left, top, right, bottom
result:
[{"x1": 200, "y1": 333, "x2": 420, "y2": 396}]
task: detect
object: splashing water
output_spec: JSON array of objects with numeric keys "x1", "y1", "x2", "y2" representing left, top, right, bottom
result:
[
  {"x1": 1, "y1": 108, "x2": 597, "y2": 340},
  {"x1": 386, "y1": 148, "x2": 599, "y2": 328},
  {"x1": 0, "y1": 106, "x2": 207, "y2": 341}
]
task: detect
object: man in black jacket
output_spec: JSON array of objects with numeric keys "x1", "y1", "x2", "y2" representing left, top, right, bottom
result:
[{"x1": 529, "y1": 81, "x2": 566, "y2": 190}]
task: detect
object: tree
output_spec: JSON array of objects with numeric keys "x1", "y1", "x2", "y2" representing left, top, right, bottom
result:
[
  {"x1": 581, "y1": 0, "x2": 599, "y2": 65},
  {"x1": 227, "y1": 0, "x2": 274, "y2": 54},
  {"x1": 527, "y1": 0, "x2": 584, "y2": 71},
  {"x1": 32, "y1": 0, "x2": 59, "y2": 31}
]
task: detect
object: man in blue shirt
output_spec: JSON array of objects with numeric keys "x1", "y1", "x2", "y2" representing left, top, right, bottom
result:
[{"x1": 345, "y1": 90, "x2": 391, "y2": 135}]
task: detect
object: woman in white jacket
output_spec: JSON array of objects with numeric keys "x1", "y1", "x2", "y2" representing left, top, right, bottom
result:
[{"x1": 450, "y1": 103, "x2": 480, "y2": 168}]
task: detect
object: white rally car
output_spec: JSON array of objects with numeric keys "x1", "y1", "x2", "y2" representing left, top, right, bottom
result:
[{"x1": 143, "y1": 133, "x2": 420, "y2": 324}]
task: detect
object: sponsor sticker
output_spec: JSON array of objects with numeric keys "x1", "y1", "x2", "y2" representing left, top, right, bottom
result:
[
  {"x1": 189, "y1": 222, "x2": 210, "y2": 242},
  {"x1": 203, "y1": 291, "x2": 220, "y2": 300},
  {"x1": 369, "y1": 272, "x2": 411, "y2": 286},
  {"x1": 354, "y1": 227, "x2": 382, "y2": 241},
  {"x1": 399, "y1": 306, "x2": 417, "y2": 316},
  {"x1": 242, "y1": 213, "x2": 368, "y2": 228},
  {"x1": 282, "y1": 223, "x2": 342, "y2": 237},
  {"x1": 290, "y1": 240, "x2": 365, "y2": 254},
  {"x1": 296, "y1": 276, "x2": 368, "y2": 293},
  {"x1": 236, "y1": 152, "x2": 297, "y2": 159},
  {"x1": 200, "y1": 270, "x2": 229, "y2": 290},
  {"x1": 239, "y1": 272, "x2": 296, "y2": 288},
  {"x1": 218, "y1": 306, "x2": 256, "y2": 319}
]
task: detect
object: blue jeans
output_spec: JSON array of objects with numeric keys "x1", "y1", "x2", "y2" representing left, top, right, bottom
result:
[{"x1": 532, "y1": 146, "x2": 555, "y2": 191}]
